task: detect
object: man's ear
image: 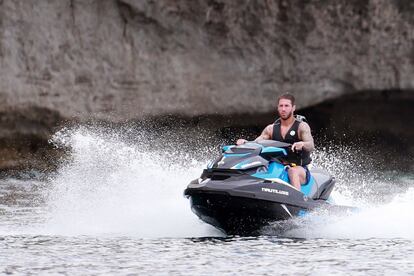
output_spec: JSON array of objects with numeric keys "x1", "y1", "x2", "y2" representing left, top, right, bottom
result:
[{"x1": 292, "y1": 105, "x2": 296, "y2": 112}]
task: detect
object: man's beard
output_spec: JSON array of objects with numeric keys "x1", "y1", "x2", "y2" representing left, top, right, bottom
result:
[{"x1": 279, "y1": 111, "x2": 293, "y2": 121}]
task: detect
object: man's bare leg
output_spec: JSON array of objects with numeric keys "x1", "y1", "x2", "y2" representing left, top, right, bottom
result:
[{"x1": 288, "y1": 166, "x2": 307, "y2": 190}]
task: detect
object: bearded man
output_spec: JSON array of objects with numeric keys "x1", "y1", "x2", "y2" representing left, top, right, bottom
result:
[{"x1": 236, "y1": 93, "x2": 314, "y2": 190}]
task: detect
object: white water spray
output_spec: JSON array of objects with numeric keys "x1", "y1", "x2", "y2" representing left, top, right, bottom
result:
[
  {"x1": 44, "y1": 127, "x2": 222, "y2": 238},
  {"x1": 44, "y1": 128, "x2": 414, "y2": 239},
  {"x1": 2, "y1": 126, "x2": 412, "y2": 239},
  {"x1": 279, "y1": 186, "x2": 414, "y2": 239},
  {"x1": 279, "y1": 148, "x2": 414, "y2": 239}
]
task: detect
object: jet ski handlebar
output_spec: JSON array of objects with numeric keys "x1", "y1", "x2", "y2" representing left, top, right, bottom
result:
[
  {"x1": 222, "y1": 140, "x2": 293, "y2": 156},
  {"x1": 244, "y1": 140, "x2": 306, "y2": 153},
  {"x1": 245, "y1": 140, "x2": 291, "y2": 149}
]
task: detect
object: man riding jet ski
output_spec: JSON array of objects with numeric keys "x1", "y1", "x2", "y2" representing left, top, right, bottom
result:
[
  {"x1": 184, "y1": 94, "x2": 347, "y2": 235},
  {"x1": 237, "y1": 93, "x2": 313, "y2": 190},
  {"x1": 184, "y1": 140, "x2": 336, "y2": 235}
]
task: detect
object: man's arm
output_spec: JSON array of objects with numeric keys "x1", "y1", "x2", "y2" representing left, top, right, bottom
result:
[
  {"x1": 254, "y1": 124, "x2": 273, "y2": 141},
  {"x1": 237, "y1": 124, "x2": 273, "y2": 145},
  {"x1": 297, "y1": 122, "x2": 314, "y2": 152}
]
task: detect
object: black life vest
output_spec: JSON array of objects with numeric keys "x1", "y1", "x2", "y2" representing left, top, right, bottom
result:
[{"x1": 272, "y1": 115, "x2": 312, "y2": 166}]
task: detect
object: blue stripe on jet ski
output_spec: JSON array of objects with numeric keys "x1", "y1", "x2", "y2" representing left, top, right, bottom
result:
[
  {"x1": 222, "y1": 145, "x2": 234, "y2": 152},
  {"x1": 223, "y1": 153, "x2": 250, "y2": 157},
  {"x1": 252, "y1": 162, "x2": 289, "y2": 182}
]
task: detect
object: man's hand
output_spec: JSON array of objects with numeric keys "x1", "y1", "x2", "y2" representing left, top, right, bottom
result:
[
  {"x1": 236, "y1": 139, "x2": 248, "y2": 145},
  {"x1": 291, "y1": 141, "x2": 305, "y2": 152}
]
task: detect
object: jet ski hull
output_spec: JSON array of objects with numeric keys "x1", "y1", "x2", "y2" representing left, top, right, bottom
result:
[
  {"x1": 184, "y1": 140, "x2": 352, "y2": 235},
  {"x1": 188, "y1": 192, "x2": 305, "y2": 235},
  {"x1": 184, "y1": 175, "x2": 330, "y2": 235}
]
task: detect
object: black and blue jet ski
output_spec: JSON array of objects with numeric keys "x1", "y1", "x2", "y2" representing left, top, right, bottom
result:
[{"x1": 184, "y1": 140, "x2": 347, "y2": 235}]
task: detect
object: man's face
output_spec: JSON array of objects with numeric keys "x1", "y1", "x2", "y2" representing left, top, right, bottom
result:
[{"x1": 277, "y1": 99, "x2": 295, "y2": 120}]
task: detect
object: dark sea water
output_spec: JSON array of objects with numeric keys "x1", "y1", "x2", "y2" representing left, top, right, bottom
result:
[{"x1": 0, "y1": 127, "x2": 413, "y2": 275}]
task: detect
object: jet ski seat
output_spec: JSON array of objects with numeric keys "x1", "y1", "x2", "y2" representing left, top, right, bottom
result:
[{"x1": 308, "y1": 168, "x2": 336, "y2": 200}]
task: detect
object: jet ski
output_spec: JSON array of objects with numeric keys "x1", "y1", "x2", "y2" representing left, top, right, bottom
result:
[{"x1": 184, "y1": 140, "x2": 350, "y2": 235}]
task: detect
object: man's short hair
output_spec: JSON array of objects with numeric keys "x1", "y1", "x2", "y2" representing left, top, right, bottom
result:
[{"x1": 277, "y1": 93, "x2": 295, "y2": 105}]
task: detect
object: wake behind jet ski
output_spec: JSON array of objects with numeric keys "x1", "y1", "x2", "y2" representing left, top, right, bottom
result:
[{"x1": 184, "y1": 140, "x2": 351, "y2": 235}]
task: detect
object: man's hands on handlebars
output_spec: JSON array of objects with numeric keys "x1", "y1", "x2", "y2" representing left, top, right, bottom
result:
[
  {"x1": 236, "y1": 139, "x2": 248, "y2": 145},
  {"x1": 236, "y1": 139, "x2": 305, "y2": 152},
  {"x1": 291, "y1": 141, "x2": 305, "y2": 152}
]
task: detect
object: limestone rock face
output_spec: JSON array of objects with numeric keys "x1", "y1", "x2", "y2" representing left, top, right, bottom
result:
[
  {"x1": 1, "y1": 0, "x2": 413, "y2": 119},
  {"x1": 0, "y1": 0, "x2": 413, "y2": 170}
]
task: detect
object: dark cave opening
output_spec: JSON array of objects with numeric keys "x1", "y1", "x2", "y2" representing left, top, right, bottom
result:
[
  {"x1": 300, "y1": 89, "x2": 414, "y2": 155},
  {"x1": 213, "y1": 89, "x2": 414, "y2": 171}
]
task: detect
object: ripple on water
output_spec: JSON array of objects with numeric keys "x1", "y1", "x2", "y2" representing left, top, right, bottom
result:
[{"x1": 0, "y1": 236, "x2": 413, "y2": 275}]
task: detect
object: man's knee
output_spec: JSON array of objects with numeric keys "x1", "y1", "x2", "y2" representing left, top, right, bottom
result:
[
  {"x1": 288, "y1": 167, "x2": 306, "y2": 182},
  {"x1": 288, "y1": 167, "x2": 301, "y2": 175}
]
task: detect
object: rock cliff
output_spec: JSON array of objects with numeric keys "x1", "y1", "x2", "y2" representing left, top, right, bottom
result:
[{"x1": 0, "y1": 0, "x2": 413, "y2": 170}]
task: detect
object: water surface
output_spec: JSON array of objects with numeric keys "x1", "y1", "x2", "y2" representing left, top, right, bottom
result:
[{"x1": 0, "y1": 127, "x2": 413, "y2": 274}]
